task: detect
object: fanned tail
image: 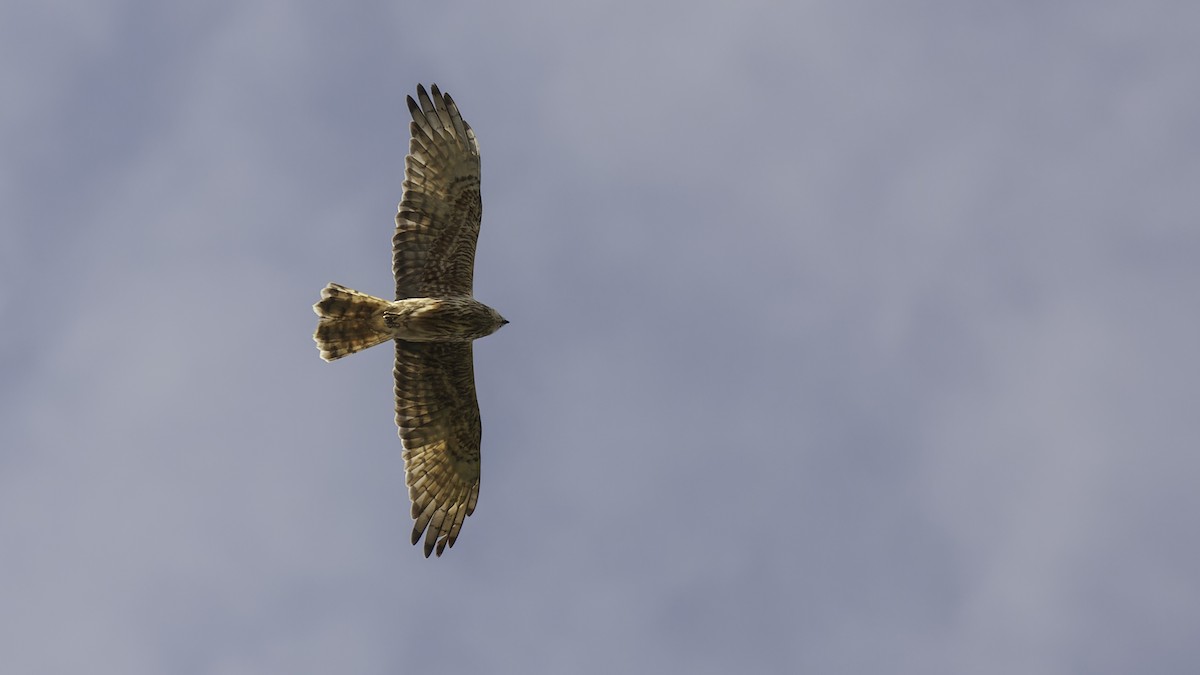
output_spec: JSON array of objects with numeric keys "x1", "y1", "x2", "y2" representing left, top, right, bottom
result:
[{"x1": 312, "y1": 283, "x2": 392, "y2": 361}]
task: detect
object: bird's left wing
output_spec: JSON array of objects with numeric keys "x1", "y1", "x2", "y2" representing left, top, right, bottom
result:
[{"x1": 393, "y1": 340, "x2": 482, "y2": 557}]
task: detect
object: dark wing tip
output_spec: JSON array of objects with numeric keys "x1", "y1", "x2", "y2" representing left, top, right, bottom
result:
[
  {"x1": 416, "y1": 84, "x2": 436, "y2": 114},
  {"x1": 413, "y1": 519, "x2": 437, "y2": 557}
]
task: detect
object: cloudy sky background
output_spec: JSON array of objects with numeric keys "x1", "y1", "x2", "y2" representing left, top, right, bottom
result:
[{"x1": 3, "y1": 1, "x2": 1198, "y2": 673}]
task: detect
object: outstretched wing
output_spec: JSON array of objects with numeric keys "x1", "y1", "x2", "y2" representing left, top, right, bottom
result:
[
  {"x1": 393, "y1": 340, "x2": 482, "y2": 557},
  {"x1": 394, "y1": 84, "x2": 482, "y2": 299}
]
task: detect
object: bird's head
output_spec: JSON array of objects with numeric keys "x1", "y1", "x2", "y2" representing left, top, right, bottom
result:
[{"x1": 490, "y1": 308, "x2": 510, "y2": 333}]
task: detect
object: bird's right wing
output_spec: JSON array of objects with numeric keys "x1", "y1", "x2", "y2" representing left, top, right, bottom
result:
[{"x1": 393, "y1": 84, "x2": 482, "y2": 299}]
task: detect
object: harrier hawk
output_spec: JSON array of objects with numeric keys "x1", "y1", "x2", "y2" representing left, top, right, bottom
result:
[{"x1": 313, "y1": 84, "x2": 507, "y2": 557}]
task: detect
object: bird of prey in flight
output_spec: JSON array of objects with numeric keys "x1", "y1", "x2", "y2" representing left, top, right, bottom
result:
[{"x1": 313, "y1": 84, "x2": 506, "y2": 557}]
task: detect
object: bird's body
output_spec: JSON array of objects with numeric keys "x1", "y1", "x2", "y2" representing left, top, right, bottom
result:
[
  {"x1": 315, "y1": 284, "x2": 505, "y2": 359},
  {"x1": 383, "y1": 296, "x2": 507, "y2": 343},
  {"x1": 313, "y1": 84, "x2": 505, "y2": 557}
]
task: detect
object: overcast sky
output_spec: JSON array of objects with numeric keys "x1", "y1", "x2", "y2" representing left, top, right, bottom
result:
[{"x1": 3, "y1": 1, "x2": 1199, "y2": 673}]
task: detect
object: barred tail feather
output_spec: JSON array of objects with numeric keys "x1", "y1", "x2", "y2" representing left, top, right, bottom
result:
[{"x1": 313, "y1": 283, "x2": 392, "y2": 361}]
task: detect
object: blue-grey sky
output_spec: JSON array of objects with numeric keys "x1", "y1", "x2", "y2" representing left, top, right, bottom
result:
[{"x1": 3, "y1": 1, "x2": 1199, "y2": 673}]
